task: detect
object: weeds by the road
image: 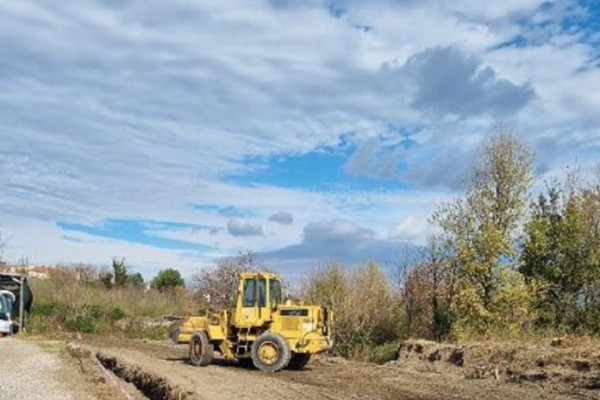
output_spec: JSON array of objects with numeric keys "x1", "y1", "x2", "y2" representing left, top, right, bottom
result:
[{"x1": 28, "y1": 267, "x2": 189, "y2": 339}]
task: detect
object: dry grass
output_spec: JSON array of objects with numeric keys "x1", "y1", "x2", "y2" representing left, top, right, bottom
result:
[
  {"x1": 395, "y1": 336, "x2": 600, "y2": 391},
  {"x1": 27, "y1": 267, "x2": 190, "y2": 339}
]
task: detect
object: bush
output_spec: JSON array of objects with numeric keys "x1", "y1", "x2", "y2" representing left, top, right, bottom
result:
[
  {"x1": 27, "y1": 265, "x2": 189, "y2": 338},
  {"x1": 33, "y1": 302, "x2": 62, "y2": 317},
  {"x1": 139, "y1": 325, "x2": 168, "y2": 340},
  {"x1": 301, "y1": 262, "x2": 401, "y2": 358},
  {"x1": 28, "y1": 314, "x2": 54, "y2": 334},
  {"x1": 65, "y1": 314, "x2": 97, "y2": 333},
  {"x1": 85, "y1": 304, "x2": 102, "y2": 320},
  {"x1": 152, "y1": 268, "x2": 184, "y2": 292},
  {"x1": 369, "y1": 342, "x2": 400, "y2": 364},
  {"x1": 110, "y1": 306, "x2": 126, "y2": 321}
]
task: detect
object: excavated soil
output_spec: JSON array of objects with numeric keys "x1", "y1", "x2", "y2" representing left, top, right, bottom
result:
[{"x1": 69, "y1": 337, "x2": 600, "y2": 400}]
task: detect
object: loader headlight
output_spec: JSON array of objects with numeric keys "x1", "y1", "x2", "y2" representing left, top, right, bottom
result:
[{"x1": 302, "y1": 317, "x2": 314, "y2": 331}]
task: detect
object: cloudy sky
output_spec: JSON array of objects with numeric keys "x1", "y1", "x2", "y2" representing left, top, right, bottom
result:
[{"x1": 0, "y1": 0, "x2": 598, "y2": 279}]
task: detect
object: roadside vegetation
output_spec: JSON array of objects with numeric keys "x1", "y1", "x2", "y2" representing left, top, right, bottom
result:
[
  {"x1": 2, "y1": 129, "x2": 598, "y2": 365},
  {"x1": 302, "y1": 130, "x2": 600, "y2": 362},
  {"x1": 23, "y1": 260, "x2": 189, "y2": 339}
]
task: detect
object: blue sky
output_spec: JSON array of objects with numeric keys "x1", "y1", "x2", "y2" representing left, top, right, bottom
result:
[{"x1": 0, "y1": 0, "x2": 598, "y2": 279}]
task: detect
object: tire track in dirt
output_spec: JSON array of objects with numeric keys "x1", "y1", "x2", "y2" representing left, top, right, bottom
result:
[
  {"x1": 88, "y1": 338, "x2": 598, "y2": 400},
  {"x1": 95, "y1": 346, "x2": 345, "y2": 400}
]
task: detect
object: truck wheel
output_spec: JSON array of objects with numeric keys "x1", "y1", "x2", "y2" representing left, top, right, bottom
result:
[
  {"x1": 189, "y1": 331, "x2": 214, "y2": 366},
  {"x1": 287, "y1": 353, "x2": 311, "y2": 370},
  {"x1": 251, "y1": 332, "x2": 291, "y2": 372}
]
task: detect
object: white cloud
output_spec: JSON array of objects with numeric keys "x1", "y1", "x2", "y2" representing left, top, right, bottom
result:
[
  {"x1": 227, "y1": 218, "x2": 264, "y2": 236},
  {"x1": 0, "y1": 0, "x2": 597, "y2": 274},
  {"x1": 262, "y1": 218, "x2": 419, "y2": 272},
  {"x1": 268, "y1": 212, "x2": 294, "y2": 225},
  {"x1": 388, "y1": 216, "x2": 429, "y2": 242},
  {"x1": 399, "y1": 46, "x2": 535, "y2": 117}
]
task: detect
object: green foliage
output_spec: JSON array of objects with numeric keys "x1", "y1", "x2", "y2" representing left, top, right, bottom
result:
[
  {"x1": 432, "y1": 131, "x2": 534, "y2": 337},
  {"x1": 112, "y1": 258, "x2": 128, "y2": 287},
  {"x1": 28, "y1": 313, "x2": 54, "y2": 334},
  {"x1": 128, "y1": 272, "x2": 145, "y2": 289},
  {"x1": 138, "y1": 325, "x2": 168, "y2": 340},
  {"x1": 99, "y1": 272, "x2": 113, "y2": 289},
  {"x1": 86, "y1": 303, "x2": 102, "y2": 319},
  {"x1": 152, "y1": 268, "x2": 184, "y2": 292},
  {"x1": 521, "y1": 179, "x2": 600, "y2": 333},
  {"x1": 302, "y1": 262, "x2": 401, "y2": 358},
  {"x1": 65, "y1": 314, "x2": 98, "y2": 333},
  {"x1": 33, "y1": 301, "x2": 63, "y2": 316},
  {"x1": 369, "y1": 342, "x2": 400, "y2": 364},
  {"x1": 110, "y1": 306, "x2": 126, "y2": 321},
  {"x1": 99, "y1": 261, "x2": 143, "y2": 290},
  {"x1": 27, "y1": 265, "x2": 187, "y2": 337}
]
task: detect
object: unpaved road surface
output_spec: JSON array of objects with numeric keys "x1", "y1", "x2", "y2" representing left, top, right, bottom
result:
[
  {"x1": 88, "y1": 338, "x2": 600, "y2": 400},
  {"x1": 0, "y1": 337, "x2": 98, "y2": 400}
]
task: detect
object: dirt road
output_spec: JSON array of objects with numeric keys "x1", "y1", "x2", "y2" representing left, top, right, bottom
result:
[
  {"x1": 86, "y1": 338, "x2": 600, "y2": 400},
  {"x1": 0, "y1": 337, "x2": 98, "y2": 400}
]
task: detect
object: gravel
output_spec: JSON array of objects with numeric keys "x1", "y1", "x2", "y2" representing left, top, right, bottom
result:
[{"x1": 0, "y1": 337, "x2": 96, "y2": 400}]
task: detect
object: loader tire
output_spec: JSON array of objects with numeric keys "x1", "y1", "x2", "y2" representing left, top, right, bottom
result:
[
  {"x1": 251, "y1": 332, "x2": 291, "y2": 372},
  {"x1": 189, "y1": 331, "x2": 214, "y2": 367},
  {"x1": 287, "y1": 353, "x2": 311, "y2": 370}
]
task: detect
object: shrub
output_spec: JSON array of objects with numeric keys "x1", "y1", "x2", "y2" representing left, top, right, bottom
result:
[
  {"x1": 85, "y1": 304, "x2": 102, "y2": 320},
  {"x1": 301, "y1": 262, "x2": 401, "y2": 358},
  {"x1": 110, "y1": 306, "x2": 126, "y2": 321},
  {"x1": 369, "y1": 342, "x2": 400, "y2": 364},
  {"x1": 65, "y1": 314, "x2": 97, "y2": 333},
  {"x1": 33, "y1": 302, "x2": 62, "y2": 317},
  {"x1": 152, "y1": 268, "x2": 184, "y2": 292},
  {"x1": 28, "y1": 265, "x2": 188, "y2": 338}
]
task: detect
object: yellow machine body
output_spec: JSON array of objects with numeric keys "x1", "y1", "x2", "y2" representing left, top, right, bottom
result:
[{"x1": 170, "y1": 272, "x2": 333, "y2": 368}]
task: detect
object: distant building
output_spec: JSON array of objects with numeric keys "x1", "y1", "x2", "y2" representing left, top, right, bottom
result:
[{"x1": 0, "y1": 264, "x2": 53, "y2": 280}]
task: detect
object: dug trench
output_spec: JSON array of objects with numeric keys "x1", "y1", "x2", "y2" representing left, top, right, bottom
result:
[
  {"x1": 69, "y1": 337, "x2": 599, "y2": 400},
  {"x1": 95, "y1": 352, "x2": 199, "y2": 400}
]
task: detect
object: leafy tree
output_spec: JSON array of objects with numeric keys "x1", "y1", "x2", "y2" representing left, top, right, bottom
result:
[
  {"x1": 99, "y1": 271, "x2": 113, "y2": 289},
  {"x1": 302, "y1": 262, "x2": 399, "y2": 357},
  {"x1": 112, "y1": 258, "x2": 128, "y2": 287},
  {"x1": 521, "y1": 176, "x2": 600, "y2": 332},
  {"x1": 301, "y1": 262, "x2": 348, "y2": 312},
  {"x1": 348, "y1": 262, "x2": 397, "y2": 346},
  {"x1": 433, "y1": 131, "x2": 534, "y2": 336},
  {"x1": 152, "y1": 268, "x2": 185, "y2": 292},
  {"x1": 127, "y1": 272, "x2": 145, "y2": 289}
]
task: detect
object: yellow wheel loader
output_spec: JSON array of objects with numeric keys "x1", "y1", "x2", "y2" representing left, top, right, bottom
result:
[{"x1": 169, "y1": 272, "x2": 333, "y2": 372}]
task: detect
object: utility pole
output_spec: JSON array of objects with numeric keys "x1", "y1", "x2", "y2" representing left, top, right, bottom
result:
[{"x1": 19, "y1": 275, "x2": 24, "y2": 334}]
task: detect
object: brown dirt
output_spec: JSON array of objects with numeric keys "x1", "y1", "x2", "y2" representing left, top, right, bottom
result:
[
  {"x1": 396, "y1": 339, "x2": 600, "y2": 391},
  {"x1": 70, "y1": 337, "x2": 600, "y2": 400}
]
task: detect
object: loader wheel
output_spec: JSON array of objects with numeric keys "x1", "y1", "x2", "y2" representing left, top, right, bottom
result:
[
  {"x1": 189, "y1": 331, "x2": 214, "y2": 367},
  {"x1": 287, "y1": 353, "x2": 311, "y2": 370},
  {"x1": 251, "y1": 332, "x2": 291, "y2": 372}
]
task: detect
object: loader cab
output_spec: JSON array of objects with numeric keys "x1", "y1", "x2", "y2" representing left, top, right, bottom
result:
[{"x1": 234, "y1": 272, "x2": 282, "y2": 327}]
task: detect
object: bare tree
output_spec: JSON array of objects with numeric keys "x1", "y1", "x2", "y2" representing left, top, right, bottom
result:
[{"x1": 193, "y1": 251, "x2": 261, "y2": 312}]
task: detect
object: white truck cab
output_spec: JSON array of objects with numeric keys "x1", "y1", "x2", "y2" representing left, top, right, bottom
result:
[{"x1": 0, "y1": 290, "x2": 15, "y2": 336}]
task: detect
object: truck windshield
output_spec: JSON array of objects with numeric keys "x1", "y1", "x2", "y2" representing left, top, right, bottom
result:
[
  {"x1": 258, "y1": 279, "x2": 266, "y2": 307},
  {"x1": 270, "y1": 279, "x2": 282, "y2": 306},
  {"x1": 0, "y1": 296, "x2": 7, "y2": 319},
  {"x1": 243, "y1": 279, "x2": 255, "y2": 307}
]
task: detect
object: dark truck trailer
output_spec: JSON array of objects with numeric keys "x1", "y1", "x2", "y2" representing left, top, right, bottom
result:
[{"x1": 0, "y1": 274, "x2": 33, "y2": 333}]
